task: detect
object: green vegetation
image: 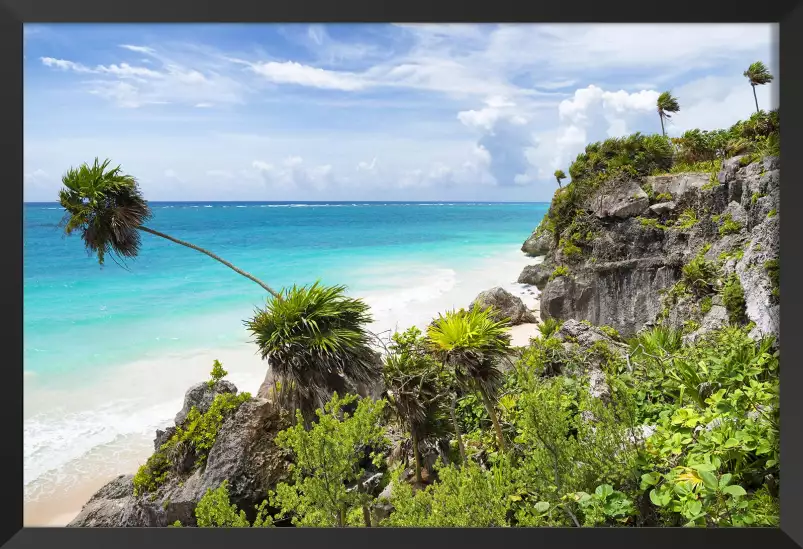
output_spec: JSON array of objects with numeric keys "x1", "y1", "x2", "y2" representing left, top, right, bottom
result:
[
  {"x1": 428, "y1": 307, "x2": 513, "y2": 452},
  {"x1": 682, "y1": 254, "x2": 719, "y2": 297},
  {"x1": 657, "y1": 91, "x2": 681, "y2": 137},
  {"x1": 559, "y1": 238, "x2": 583, "y2": 259},
  {"x1": 751, "y1": 192, "x2": 764, "y2": 205},
  {"x1": 57, "y1": 158, "x2": 279, "y2": 296},
  {"x1": 208, "y1": 360, "x2": 228, "y2": 388},
  {"x1": 271, "y1": 393, "x2": 387, "y2": 527},
  {"x1": 768, "y1": 209, "x2": 777, "y2": 218},
  {"x1": 638, "y1": 217, "x2": 667, "y2": 230},
  {"x1": 765, "y1": 259, "x2": 779, "y2": 300},
  {"x1": 655, "y1": 192, "x2": 673, "y2": 202},
  {"x1": 133, "y1": 366, "x2": 251, "y2": 496},
  {"x1": 245, "y1": 282, "x2": 379, "y2": 423},
  {"x1": 195, "y1": 481, "x2": 272, "y2": 527},
  {"x1": 600, "y1": 325, "x2": 622, "y2": 342},
  {"x1": 676, "y1": 209, "x2": 699, "y2": 230},
  {"x1": 722, "y1": 275, "x2": 748, "y2": 325},
  {"x1": 718, "y1": 214, "x2": 743, "y2": 236},
  {"x1": 383, "y1": 327, "x2": 450, "y2": 483},
  {"x1": 700, "y1": 296, "x2": 713, "y2": 315},
  {"x1": 538, "y1": 317, "x2": 564, "y2": 339},
  {"x1": 554, "y1": 169, "x2": 567, "y2": 189},
  {"x1": 744, "y1": 61, "x2": 774, "y2": 114},
  {"x1": 549, "y1": 265, "x2": 571, "y2": 281}
]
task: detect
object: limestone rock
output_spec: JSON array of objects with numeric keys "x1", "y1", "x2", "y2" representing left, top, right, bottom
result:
[
  {"x1": 517, "y1": 263, "x2": 551, "y2": 290},
  {"x1": 521, "y1": 230, "x2": 552, "y2": 257},
  {"x1": 471, "y1": 287, "x2": 537, "y2": 325},
  {"x1": 174, "y1": 380, "x2": 238, "y2": 426},
  {"x1": 649, "y1": 201, "x2": 676, "y2": 215},
  {"x1": 591, "y1": 180, "x2": 650, "y2": 219}
]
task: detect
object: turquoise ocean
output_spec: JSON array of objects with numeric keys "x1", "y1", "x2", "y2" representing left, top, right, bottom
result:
[{"x1": 23, "y1": 201, "x2": 547, "y2": 507}]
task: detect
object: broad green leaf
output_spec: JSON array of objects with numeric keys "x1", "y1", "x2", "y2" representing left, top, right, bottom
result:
[
  {"x1": 534, "y1": 501, "x2": 550, "y2": 513},
  {"x1": 649, "y1": 489, "x2": 665, "y2": 507},
  {"x1": 722, "y1": 485, "x2": 747, "y2": 497},
  {"x1": 699, "y1": 471, "x2": 719, "y2": 492},
  {"x1": 718, "y1": 473, "x2": 733, "y2": 488}
]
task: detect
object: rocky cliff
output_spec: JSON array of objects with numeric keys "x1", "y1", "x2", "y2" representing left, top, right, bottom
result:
[{"x1": 519, "y1": 155, "x2": 779, "y2": 342}]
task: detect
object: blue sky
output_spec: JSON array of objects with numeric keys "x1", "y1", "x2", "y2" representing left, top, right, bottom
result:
[{"x1": 23, "y1": 23, "x2": 778, "y2": 202}]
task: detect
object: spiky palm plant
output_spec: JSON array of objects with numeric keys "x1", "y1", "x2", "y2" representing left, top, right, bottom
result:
[
  {"x1": 58, "y1": 158, "x2": 279, "y2": 297},
  {"x1": 427, "y1": 307, "x2": 512, "y2": 452},
  {"x1": 553, "y1": 169, "x2": 567, "y2": 189},
  {"x1": 743, "y1": 61, "x2": 774, "y2": 114},
  {"x1": 246, "y1": 282, "x2": 380, "y2": 423},
  {"x1": 384, "y1": 327, "x2": 450, "y2": 483},
  {"x1": 657, "y1": 91, "x2": 680, "y2": 137}
]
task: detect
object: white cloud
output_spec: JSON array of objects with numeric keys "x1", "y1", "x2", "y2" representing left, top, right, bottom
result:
[{"x1": 249, "y1": 61, "x2": 366, "y2": 91}]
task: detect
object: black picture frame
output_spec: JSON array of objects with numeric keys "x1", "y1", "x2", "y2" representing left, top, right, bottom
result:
[{"x1": 3, "y1": 1, "x2": 801, "y2": 548}]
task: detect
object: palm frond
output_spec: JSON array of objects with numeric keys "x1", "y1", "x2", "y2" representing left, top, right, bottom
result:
[
  {"x1": 58, "y1": 158, "x2": 151, "y2": 265},
  {"x1": 246, "y1": 282, "x2": 379, "y2": 421}
]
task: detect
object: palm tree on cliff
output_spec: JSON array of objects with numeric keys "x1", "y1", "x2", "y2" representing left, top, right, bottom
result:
[
  {"x1": 58, "y1": 158, "x2": 279, "y2": 297},
  {"x1": 657, "y1": 91, "x2": 680, "y2": 137},
  {"x1": 743, "y1": 61, "x2": 774, "y2": 114},
  {"x1": 554, "y1": 169, "x2": 567, "y2": 189},
  {"x1": 246, "y1": 282, "x2": 381, "y2": 424},
  {"x1": 427, "y1": 307, "x2": 512, "y2": 453},
  {"x1": 384, "y1": 327, "x2": 450, "y2": 484}
]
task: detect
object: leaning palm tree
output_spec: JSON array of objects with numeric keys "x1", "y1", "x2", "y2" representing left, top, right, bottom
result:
[
  {"x1": 246, "y1": 282, "x2": 381, "y2": 424},
  {"x1": 384, "y1": 327, "x2": 450, "y2": 483},
  {"x1": 58, "y1": 158, "x2": 279, "y2": 297},
  {"x1": 743, "y1": 61, "x2": 774, "y2": 114},
  {"x1": 427, "y1": 307, "x2": 512, "y2": 452},
  {"x1": 657, "y1": 91, "x2": 680, "y2": 137},
  {"x1": 553, "y1": 169, "x2": 567, "y2": 189}
]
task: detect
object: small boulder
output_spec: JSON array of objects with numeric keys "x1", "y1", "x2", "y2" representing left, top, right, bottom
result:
[
  {"x1": 521, "y1": 230, "x2": 552, "y2": 257},
  {"x1": 591, "y1": 180, "x2": 650, "y2": 219},
  {"x1": 67, "y1": 475, "x2": 137, "y2": 527},
  {"x1": 517, "y1": 263, "x2": 551, "y2": 290},
  {"x1": 471, "y1": 287, "x2": 537, "y2": 325},
  {"x1": 649, "y1": 201, "x2": 676, "y2": 215}
]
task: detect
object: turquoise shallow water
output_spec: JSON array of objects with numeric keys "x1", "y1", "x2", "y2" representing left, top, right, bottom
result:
[
  {"x1": 23, "y1": 201, "x2": 547, "y2": 497},
  {"x1": 24, "y1": 201, "x2": 547, "y2": 380}
]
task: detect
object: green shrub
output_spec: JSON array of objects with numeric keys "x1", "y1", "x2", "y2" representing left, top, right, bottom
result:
[
  {"x1": 681, "y1": 254, "x2": 718, "y2": 297},
  {"x1": 538, "y1": 317, "x2": 564, "y2": 339},
  {"x1": 600, "y1": 325, "x2": 622, "y2": 342},
  {"x1": 765, "y1": 259, "x2": 779, "y2": 300},
  {"x1": 718, "y1": 214, "x2": 743, "y2": 236},
  {"x1": 638, "y1": 217, "x2": 666, "y2": 230},
  {"x1": 700, "y1": 296, "x2": 713, "y2": 315},
  {"x1": 208, "y1": 359, "x2": 228, "y2": 388},
  {"x1": 721, "y1": 274, "x2": 748, "y2": 325},
  {"x1": 559, "y1": 239, "x2": 583, "y2": 260},
  {"x1": 676, "y1": 209, "x2": 699, "y2": 230},
  {"x1": 549, "y1": 265, "x2": 570, "y2": 281},
  {"x1": 768, "y1": 209, "x2": 777, "y2": 218},
  {"x1": 656, "y1": 192, "x2": 673, "y2": 202}
]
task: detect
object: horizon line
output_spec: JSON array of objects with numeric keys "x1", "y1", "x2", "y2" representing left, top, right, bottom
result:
[{"x1": 24, "y1": 200, "x2": 551, "y2": 205}]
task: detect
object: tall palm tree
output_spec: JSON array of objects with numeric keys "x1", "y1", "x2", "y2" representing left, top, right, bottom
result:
[
  {"x1": 554, "y1": 169, "x2": 567, "y2": 189},
  {"x1": 427, "y1": 307, "x2": 513, "y2": 452},
  {"x1": 58, "y1": 158, "x2": 279, "y2": 297},
  {"x1": 743, "y1": 61, "x2": 774, "y2": 114},
  {"x1": 383, "y1": 327, "x2": 449, "y2": 483},
  {"x1": 657, "y1": 92, "x2": 680, "y2": 137},
  {"x1": 246, "y1": 282, "x2": 381, "y2": 424}
]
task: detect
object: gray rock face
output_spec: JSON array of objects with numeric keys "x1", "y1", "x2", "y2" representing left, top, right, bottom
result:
[
  {"x1": 521, "y1": 230, "x2": 552, "y2": 257},
  {"x1": 591, "y1": 180, "x2": 650, "y2": 219},
  {"x1": 70, "y1": 386, "x2": 292, "y2": 528},
  {"x1": 174, "y1": 380, "x2": 238, "y2": 426},
  {"x1": 517, "y1": 263, "x2": 551, "y2": 290},
  {"x1": 646, "y1": 173, "x2": 709, "y2": 198},
  {"x1": 650, "y1": 201, "x2": 676, "y2": 215},
  {"x1": 540, "y1": 260, "x2": 679, "y2": 337},
  {"x1": 529, "y1": 156, "x2": 779, "y2": 341},
  {"x1": 471, "y1": 287, "x2": 537, "y2": 325}
]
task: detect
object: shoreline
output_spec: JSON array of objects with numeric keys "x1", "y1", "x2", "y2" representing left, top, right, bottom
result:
[{"x1": 23, "y1": 252, "x2": 542, "y2": 527}]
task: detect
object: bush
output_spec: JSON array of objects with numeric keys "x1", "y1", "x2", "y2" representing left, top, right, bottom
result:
[
  {"x1": 676, "y1": 209, "x2": 699, "y2": 230},
  {"x1": 538, "y1": 317, "x2": 564, "y2": 339},
  {"x1": 208, "y1": 360, "x2": 228, "y2": 388},
  {"x1": 721, "y1": 274, "x2": 748, "y2": 325},
  {"x1": 681, "y1": 254, "x2": 718, "y2": 297},
  {"x1": 549, "y1": 265, "x2": 570, "y2": 281},
  {"x1": 717, "y1": 214, "x2": 743, "y2": 236}
]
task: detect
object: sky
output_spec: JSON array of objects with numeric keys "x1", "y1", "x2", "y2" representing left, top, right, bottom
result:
[{"x1": 23, "y1": 23, "x2": 779, "y2": 203}]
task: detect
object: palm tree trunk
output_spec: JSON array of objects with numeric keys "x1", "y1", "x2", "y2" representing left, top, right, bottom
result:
[
  {"x1": 412, "y1": 431, "x2": 423, "y2": 484},
  {"x1": 137, "y1": 225, "x2": 280, "y2": 298},
  {"x1": 450, "y1": 393, "x2": 467, "y2": 465},
  {"x1": 478, "y1": 386, "x2": 507, "y2": 452},
  {"x1": 337, "y1": 507, "x2": 346, "y2": 528},
  {"x1": 362, "y1": 504, "x2": 372, "y2": 527},
  {"x1": 752, "y1": 84, "x2": 760, "y2": 114},
  {"x1": 659, "y1": 114, "x2": 666, "y2": 137},
  {"x1": 556, "y1": 178, "x2": 562, "y2": 188}
]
